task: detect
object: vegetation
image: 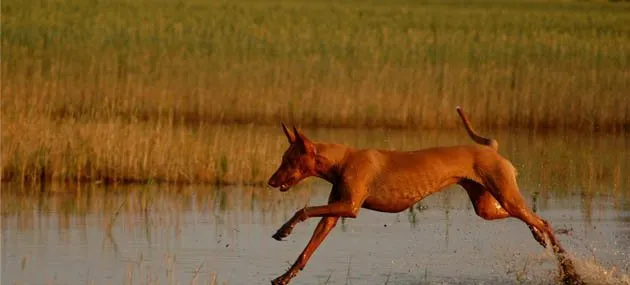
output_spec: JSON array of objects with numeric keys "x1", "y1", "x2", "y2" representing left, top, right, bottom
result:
[
  {"x1": 2, "y1": 0, "x2": 629, "y2": 185},
  {"x1": 3, "y1": 0, "x2": 629, "y2": 130},
  {"x1": 2, "y1": 119, "x2": 628, "y2": 198}
]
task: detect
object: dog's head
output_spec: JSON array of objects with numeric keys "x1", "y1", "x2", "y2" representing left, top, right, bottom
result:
[{"x1": 268, "y1": 123, "x2": 317, "y2": 192}]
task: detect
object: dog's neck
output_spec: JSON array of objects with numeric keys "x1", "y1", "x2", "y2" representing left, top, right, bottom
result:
[{"x1": 313, "y1": 142, "x2": 349, "y2": 183}]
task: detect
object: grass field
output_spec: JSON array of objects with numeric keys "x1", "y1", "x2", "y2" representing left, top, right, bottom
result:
[
  {"x1": 2, "y1": 0, "x2": 629, "y2": 185},
  {"x1": 3, "y1": 0, "x2": 629, "y2": 129},
  {"x1": 2, "y1": 119, "x2": 628, "y2": 197}
]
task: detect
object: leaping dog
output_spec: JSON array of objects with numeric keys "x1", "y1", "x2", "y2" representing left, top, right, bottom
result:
[{"x1": 267, "y1": 106, "x2": 582, "y2": 285}]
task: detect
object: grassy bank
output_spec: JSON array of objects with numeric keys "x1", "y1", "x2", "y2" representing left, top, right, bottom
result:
[
  {"x1": 2, "y1": 118, "x2": 628, "y2": 199},
  {"x1": 2, "y1": 0, "x2": 629, "y2": 186},
  {"x1": 2, "y1": 0, "x2": 629, "y2": 130},
  {"x1": 1, "y1": 119, "x2": 286, "y2": 185}
]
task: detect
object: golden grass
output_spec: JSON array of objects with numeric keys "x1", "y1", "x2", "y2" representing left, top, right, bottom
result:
[
  {"x1": 1, "y1": 0, "x2": 629, "y2": 186},
  {"x1": 2, "y1": 116, "x2": 628, "y2": 198},
  {"x1": 2, "y1": 0, "x2": 629, "y2": 131},
  {"x1": 1, "y1": 119, "x2": 288, "y2": 184}
]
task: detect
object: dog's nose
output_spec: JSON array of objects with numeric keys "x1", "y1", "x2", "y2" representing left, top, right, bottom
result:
[{"x1": 268, "y1": 178, "x2": 278, "y2": 188}]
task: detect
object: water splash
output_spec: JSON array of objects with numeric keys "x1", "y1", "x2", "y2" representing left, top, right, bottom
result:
[
  {"x1": 503, "y1": 245, "x2": 629, "y2": 285},
  {"x1": 563, "y1": 232, "x2": 630, "y2": 285},
  {"x1": 567, "y1": 253, "x2": 629, "y2": 285}
]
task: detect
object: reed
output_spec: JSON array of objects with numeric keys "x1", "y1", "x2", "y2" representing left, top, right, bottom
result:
[
  {"x1": 2, "y1": 0, "x2": 629, "y2": 185},
  {"x1": 0, "y1": 119, "x2": 289, "y2": 184},
  {"x1": 2, "y1": 118, "x2": 628, "y2": 199},
  {"x1": 2, "y1": 0, "x2": 629, "y2": 131}
]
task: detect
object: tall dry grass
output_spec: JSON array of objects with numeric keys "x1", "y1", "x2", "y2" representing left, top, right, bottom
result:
[
  {"x1": 2, "y1": 0, "x2": 629, "y2": 130},
  {"x1": 1, "y1": 119, "x2": 287, "y2": 184},
  {"x1": 2, "y1": 116, "x2": 628, "y2": 197},
  {"x1": 1, "y1": 0, "x2": 629, "y2": 185}
]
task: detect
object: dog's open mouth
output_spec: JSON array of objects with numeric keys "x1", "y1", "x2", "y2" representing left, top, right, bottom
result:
[{"x1": 279, "y1": 184, "x2": 290, "y2": 192}]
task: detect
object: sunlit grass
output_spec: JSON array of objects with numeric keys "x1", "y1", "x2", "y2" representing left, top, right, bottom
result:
[
  {"x1": 1, "y1": 118, "x2": 628, "y2": 200},
  {"x1": 2, "y1": 0, "x2": 629, "y2": 186},
  {"x1": 0, "y1": 119, "x2": 287, "y2": 184},
  {"x1": 2, "y1": 0, "x2": 629, "y2": 130}
]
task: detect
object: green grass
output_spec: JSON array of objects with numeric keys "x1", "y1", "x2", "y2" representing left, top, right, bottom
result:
[
  {"x1": 1, "y1": 0, "x2": 629, "y2": 185},
  {"x1": 2, "y1": 0, "x2": 629, "y2": 130}
]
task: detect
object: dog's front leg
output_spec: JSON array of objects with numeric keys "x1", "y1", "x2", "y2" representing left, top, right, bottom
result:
[
  {"x1": 272, "y1": 202, "x2": 359, "y2": 241},
  {"x1": 271, "y1": 216, "x2": 339, "y2": 285}
]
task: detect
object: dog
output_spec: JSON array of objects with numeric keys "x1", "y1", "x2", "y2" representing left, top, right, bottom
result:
[{"x1": 267, "y1": 106, "x2": 582, "y2": 285}]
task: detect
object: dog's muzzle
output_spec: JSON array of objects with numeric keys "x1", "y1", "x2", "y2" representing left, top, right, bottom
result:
[{"x1": 268, "y1": 178, "x2": 290, "y2": 192}]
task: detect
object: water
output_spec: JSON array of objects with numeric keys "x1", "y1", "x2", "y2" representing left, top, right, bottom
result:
[
  {"x1": 3, "y1": 184, "x2": 629, "y2": 285},
  {"x1": 2, "y1": 130, "x2": 629, "y2": 285}
]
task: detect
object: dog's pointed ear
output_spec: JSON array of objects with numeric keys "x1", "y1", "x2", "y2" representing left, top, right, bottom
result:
[
  {"x1": 293, "y1": 126, "x2": 316, "y2": 154},
  {"x1": 293, "y1": 126, "x2": 306, "y2": 142},
  {"x1": 281, "y1": 123, "x2": 296, "y2": 144}
]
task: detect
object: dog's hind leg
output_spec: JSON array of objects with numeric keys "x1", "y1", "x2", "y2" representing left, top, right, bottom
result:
[
  {"x1": 483, "y1": 166, "x2": 583, "y2": 285},
  {"x1": 484, "y1": 172, "x2": 561, "y2": 251},
  {"x1": 459, "y1": 179, "x2": 510, "y2": 220},
  {"x1": 460, "y1": 178, "x2": 549, "y2": 247}
]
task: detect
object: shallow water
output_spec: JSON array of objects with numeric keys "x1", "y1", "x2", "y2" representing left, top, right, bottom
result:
[
  {"x1": 3, "y1": 185, "x2": 629, "y2": 285},
  {"x1": 2, "y1": 130, "x2": 630, "y2": 285}
]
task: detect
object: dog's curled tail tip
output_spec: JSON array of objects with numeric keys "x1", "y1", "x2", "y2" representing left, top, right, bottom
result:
[
  {"x1": 489, "y1": 140, "x2": 499, "y2": 151},
  {"x1": 455, "y1": 106, "x2": 465, "y2": 117},
  {"x1": 455, "y1": 105, "x2": 499, "y2": 151}
]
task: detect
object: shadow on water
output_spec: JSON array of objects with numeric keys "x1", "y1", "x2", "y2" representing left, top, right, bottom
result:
[{"x1": 1, "y1": 129, "x2": 629, "y2": 285}]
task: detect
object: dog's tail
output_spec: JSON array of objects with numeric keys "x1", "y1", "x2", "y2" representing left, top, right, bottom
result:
[{"x1": 456, "y1": 106, "x2": 499, "y2": 151}]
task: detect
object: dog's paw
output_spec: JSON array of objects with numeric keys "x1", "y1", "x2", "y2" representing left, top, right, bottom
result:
[
  {"x1": 271, "y1": 278, "x2": 287, "y2": 285},
  {"x1": 272, "y1": 232, "x2": 284, "y2": 241},
  {"x1": 272, "y1": 226, "x2": 292, "y2": 241},
  {"x1": 271, "y1": 272, "x2": 295, "y2": 285}
]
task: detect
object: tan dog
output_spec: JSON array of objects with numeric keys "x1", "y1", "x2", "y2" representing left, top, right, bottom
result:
[{"x1": 268, "y1": 106, "x2": 582, "y2": 285}]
